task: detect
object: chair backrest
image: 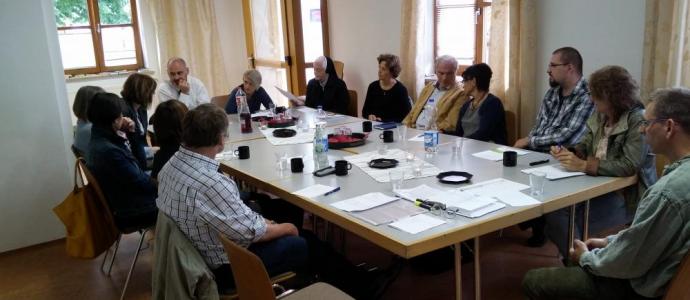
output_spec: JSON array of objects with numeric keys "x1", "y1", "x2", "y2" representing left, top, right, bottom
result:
[
  {"x1": 212, "y1": 94, "x2": 230, "y2": 110},
  {"x1": 664, "y1": 249, "x2": 690, "y2": 300},
  {"x1": 219, "y1": 235, "x2": 276, "y2": 300},
  {"x1": 76, "y1": 158, "x2": 116, "y2": 227},
  {"x1": 347, "y1": 90, "x2": 358, "y2": 117},
  {"x1": 333, "y1": 60, "x2": 344, "y2": 79}
]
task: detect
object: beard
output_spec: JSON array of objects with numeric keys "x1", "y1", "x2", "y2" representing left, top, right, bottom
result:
[{"x1": 549, "y1": 78, "x2": 559, "y2": 88}]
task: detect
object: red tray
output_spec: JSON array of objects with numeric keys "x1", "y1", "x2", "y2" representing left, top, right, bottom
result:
[{"x1": 328, "y1": 133, "x2": 368, "y2": 149}]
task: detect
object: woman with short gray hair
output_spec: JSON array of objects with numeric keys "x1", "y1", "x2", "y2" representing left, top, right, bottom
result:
[{"x1": 225, "y1": 69, "x2": 274, "y2": 114}]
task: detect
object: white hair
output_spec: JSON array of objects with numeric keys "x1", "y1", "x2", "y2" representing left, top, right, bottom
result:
[
  {"x1": 243, "y1": 69, "x2": 262, "y2": 86},
  {"x1": 314, "y1": 56, "x2": 328, "y2": 69},
  {"x1": 435, "y1": 55, "x2": 458, "y2": 72}
]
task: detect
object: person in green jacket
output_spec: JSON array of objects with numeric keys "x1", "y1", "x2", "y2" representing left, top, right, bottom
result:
[
  {"x1": 523, "y1": 87, "x2": 690, "y2": 299},
  {"x1": 544, "y1": 65, "x2": 657, "y2": 260}
]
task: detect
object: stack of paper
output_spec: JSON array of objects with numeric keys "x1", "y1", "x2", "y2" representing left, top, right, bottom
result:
[
  {"x1": 351, "y1": 200, "x2": 427, "y2": 226},
  {"x1": 293, "y1": 184, "x2": 337, "y2": 198},
  {"x1": 330, "y1": 192, "x2": 398, "y2": 212},
  {"x1": 472, "y1": 147, "x2": 530, "y2": 161},
  {"x1": 521, "y1": 164, "x2": 585, "y2": 180},
  {"x1": 389, "y1": 214, "x2": 446, "y2": 234},
  {"x1": 393, "y1": 184, "x2": 506, "y2": 218},
  {"x1": 458, "y1": 178, "x2": 541, "y2": 206}
]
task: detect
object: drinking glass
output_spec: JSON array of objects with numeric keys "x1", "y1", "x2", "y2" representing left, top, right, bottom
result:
[
  {"x1": 389, "y1": 169, "x2": 405, "y2": 191},
  {"x1": 452, "y1": 137, "x2": 464, "y2": 155},
  {"x1": 529, "y1": 171, "x2": 547, "y2": 196}
]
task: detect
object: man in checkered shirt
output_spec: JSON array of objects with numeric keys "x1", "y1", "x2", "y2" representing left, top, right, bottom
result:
[
  {"x1": 514, "y1": 47, "x2": 595, "y2": 248},
  {"x1": 156, "y1": 104, "x2": 396, "y2": 298}
]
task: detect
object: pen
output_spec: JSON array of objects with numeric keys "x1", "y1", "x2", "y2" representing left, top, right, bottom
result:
[
  {"x1": 529, "y1": 159, "x2": 550, "y2": 166},
  {"x1": 414, "y1": 201, "x2": 432, "y2": 210},
  {"x1": 324, "y1": 186, "x2": 341, "y2": 196}
]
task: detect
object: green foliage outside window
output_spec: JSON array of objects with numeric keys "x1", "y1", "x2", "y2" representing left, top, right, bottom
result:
[{"x1": 54, "y1": 0, "x2": 131, "y2": 27}]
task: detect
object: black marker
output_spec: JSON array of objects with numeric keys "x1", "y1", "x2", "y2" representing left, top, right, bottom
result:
[{"x1": 529, "y1": 159, "x2": 550, "y2": 166}]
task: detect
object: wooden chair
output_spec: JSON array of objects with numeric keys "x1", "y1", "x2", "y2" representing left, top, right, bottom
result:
[
  {"x1": 664, "y1": 250, "x2": 690, "y2": 300},
  {"x1": 347, "y1": 90, "x2": 358, "y2": 118},
  {"x1": 333, "y1": 60, "x2": 344, "y2": 79},
  {"x1": 212, "y1": 94, "x2": 230, "y2": 110},
  {"x1": 77, "y1": 158, "x2": 152, "y2": 300},
  {"x1": 219, "y1": 235, "x2": 354, "y2": 300}
]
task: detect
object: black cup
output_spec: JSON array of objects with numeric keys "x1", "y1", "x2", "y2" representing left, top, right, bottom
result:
[
  {"x1": 379, "y1": 130, "x2": 394, "y2": 143},
  {"x1": 235, "y1": 146, "x2": 250, "y2": 160},
  {"x1": 503, "y1": 151, "x2": 517, "y2": 167},
  {"x1": 334, "y1": 160, "x2": 352, "y2": 176},
  {"x1": 290, "y1": 157, "x2": 304, "y2": 173},
  {"x1": 362, "y1": 121, "x2": 372, "y2": 132}
]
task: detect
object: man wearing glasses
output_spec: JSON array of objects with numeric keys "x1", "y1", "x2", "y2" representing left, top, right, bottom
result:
[
  {"x1": 514, "y1": 47, "x2": 595, "y2": 247},
  {"x1": 522, "y1": 87, "x2": 690, "y2": 300}
]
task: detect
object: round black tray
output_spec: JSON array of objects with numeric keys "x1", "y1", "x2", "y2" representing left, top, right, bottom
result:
[
  {"x1": 368, "y1": 158, "x2": 398, "y2": 169},
  {"x1": 328, "y1": 133, "x2": 367, "y2": 149},
  {"x1": 267, "y1": 118, "x2": 297, "y2": 128},
  {"x1": 272, "y1": 128, "x2": 297, "y2": 138},
  {"x1": 436, "y1": 171, "x2": 473, "y2": 184}
]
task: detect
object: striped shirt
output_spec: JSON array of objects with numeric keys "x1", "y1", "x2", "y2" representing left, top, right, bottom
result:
[
  {"x1": 528, "y1": 77, "x2": 594, "y2": 151},
  {"x1": 156, "y1": 147, "x2": 267, "y2": 268}
]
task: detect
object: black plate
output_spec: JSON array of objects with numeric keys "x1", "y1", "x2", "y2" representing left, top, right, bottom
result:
[
  {"x1": 328, "y1": 132, "x2": 367, "y2": 149},
  {"x1": 436, "y1": 171, "x2": 473, "y2": 184},
  {"x1": 273, "y1": 128, "x2": 297, "y2": 138},
  {"x1": 368, "y1": 158, "x2": 398, "y2": 169}
]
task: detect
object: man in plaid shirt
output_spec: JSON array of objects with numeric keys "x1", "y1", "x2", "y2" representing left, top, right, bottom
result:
[
  {"x1": 514, "y1": 47, "x2": 594, "y2": 152},
  {"x1": 515, "y1": 47, "x2": 594, "y2": 247}
]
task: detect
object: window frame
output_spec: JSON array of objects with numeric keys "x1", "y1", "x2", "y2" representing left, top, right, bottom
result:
[
  {"x1": 56, "y1": 0, "x2": 144, "y2": 76},
  {"x1": 433, "y1": 0, "x2": 491, "y2": 74}
]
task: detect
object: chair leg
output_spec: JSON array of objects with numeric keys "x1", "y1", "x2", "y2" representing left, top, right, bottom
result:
[
  {"x1": 120, "y1": 229, "x2": 148, "y2": 300},
  {"x1": 106, "y1": 234, "x2": 122, "y2": 276}
]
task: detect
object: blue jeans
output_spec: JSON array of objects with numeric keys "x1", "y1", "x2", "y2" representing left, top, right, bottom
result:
[{"x1": 545, "y1": 192, "x2": 629, "y2": 259}]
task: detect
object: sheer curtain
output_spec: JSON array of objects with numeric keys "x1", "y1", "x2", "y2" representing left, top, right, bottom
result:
[
  {"x1": 399, "y1": 0, "x2": 434, "y2": 102},
  {"x1": 488, "y1": 0, "x2": 536, "y2": 142},
  {"x1": 148, "y1": 0, "x2": 229, "y2": 101},
  {"x1": 641, "y1": 0, "x2": 690, "y2": 99}
]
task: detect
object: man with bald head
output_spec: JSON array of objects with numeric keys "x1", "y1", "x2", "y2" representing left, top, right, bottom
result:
[{"x1": 158, "y1": 57, "x2": 210, "y2": 109}]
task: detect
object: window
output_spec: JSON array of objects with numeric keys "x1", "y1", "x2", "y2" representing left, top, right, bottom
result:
[
  {"x1": 434, "y1": 0, "x2": 491, "y2": 72},
  {"x1": 54, "y1": 0, "x2": 144, "y2": 75}
]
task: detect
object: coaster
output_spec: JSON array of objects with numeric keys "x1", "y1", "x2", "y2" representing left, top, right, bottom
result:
[
  {"x1": 368, "y1": 158, "x2": 399, "y2": 169},
  {"x1": 272, "y1": 128, "x2": 297, "y2": 138}
]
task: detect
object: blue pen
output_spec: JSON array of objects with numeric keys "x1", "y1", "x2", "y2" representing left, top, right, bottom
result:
[{"x1": 324, "y1": 186, "x2": 341, "y2": 196}]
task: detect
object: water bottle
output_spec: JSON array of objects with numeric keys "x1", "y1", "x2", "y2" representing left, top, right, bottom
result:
[
  {"x1": 316, "y1": 105, "x2": 326, "y2": 120},
  {"x1": 313, "y1": 122, "x2": 329, "y2": 169},
  {"x1": 417, "y1": 98, "x2": 434, "y2": 131},
  {"x1": 235, "y1": 88, "x2": 246, "y2": 111},
  {"x1": 238, "y1": 91, "x2": 252, "y2": 133},
  {"x1": 424, "y1": 105, "x2": 438, "y2": 153}
]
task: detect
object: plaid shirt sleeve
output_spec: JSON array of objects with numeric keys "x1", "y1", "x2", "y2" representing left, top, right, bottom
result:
[{"x1": 529, "y1": 83, "x2": 594, "y2": 149}]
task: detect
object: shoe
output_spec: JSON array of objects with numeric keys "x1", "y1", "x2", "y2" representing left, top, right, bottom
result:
[{"x1": 526, "y1": 232, "x2": 547, "y2": 247}]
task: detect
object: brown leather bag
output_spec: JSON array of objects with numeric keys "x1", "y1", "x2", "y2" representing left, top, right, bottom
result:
[{"x1": 53, "y1": 159, "x2": 119, "y2": 258}]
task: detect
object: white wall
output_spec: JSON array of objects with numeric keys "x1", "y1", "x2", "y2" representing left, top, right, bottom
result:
[
  {"x1": 328, "y1": 0, "x2": 402, "y2": 117},
  {"x1": 535, "y1": 0, "x2": 646, "y2": 100},
  {"x1": 0, "y1": 0, "x2": 74, "y2": 252}
]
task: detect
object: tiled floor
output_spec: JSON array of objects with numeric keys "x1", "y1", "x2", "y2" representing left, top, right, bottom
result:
[{"x1": 0, "y1": 225, "x2": 563, "y2": 300}]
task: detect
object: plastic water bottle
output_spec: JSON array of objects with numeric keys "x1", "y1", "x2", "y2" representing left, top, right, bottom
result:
[
  {"x1": 316, "y1": 105, "x2": 326, "y2": 120},
  {"x1": 313, "y1": 122, "x2": 329, "y2": 169},
  {"x1": 417, "y1": 98, "x2": 435, "y2": 131},
  {"x1": 424, "y1": 105, "x2": 438, "y2": 153}
]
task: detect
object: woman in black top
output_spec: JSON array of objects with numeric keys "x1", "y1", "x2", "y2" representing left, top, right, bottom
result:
[
  {"x1": 151, "y1": 99, "x2": 188, "y2": 178},
  {"x1": 362, "y1": 54, "x2": 411, "y2": 122},
  {"x1": 455, "y1": 63, "x2": 507, "y2": 145},
  {"x1": 121, "y1": 73, "x2": 157, "y2": 169},
  {"x1": 304, "y1": 56, "x2": 349, "y2": 114}
]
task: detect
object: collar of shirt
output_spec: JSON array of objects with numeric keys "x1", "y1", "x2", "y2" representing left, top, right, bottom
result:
[
  {"x1": 319, "y1": 73, "x2": 330, "y2": 88},
  {"x1": 434, "y1": 81, "x2": 455, "y2": 91},
  {"x1": 558, "y1": 76, "x2": 589, "y2": 100},
  {"x1": 177, "y1": 146, "x2": 220, "y2": 173},
  {"x1": 663, "y1": 155, "x2": 690, "y2": 176}
]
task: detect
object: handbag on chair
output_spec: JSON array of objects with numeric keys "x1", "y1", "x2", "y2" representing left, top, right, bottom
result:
[{"x1": 53, "y1": 159, "x2": 119, "y2": 259}]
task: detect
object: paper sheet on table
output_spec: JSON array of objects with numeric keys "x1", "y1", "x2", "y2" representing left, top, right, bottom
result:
[
  {"x1": 331, "y1": 192, "x2": 398, "y2": 212},
  {"x1": 293, "y1": 184, "x2": 337, "y2": 198},
  {"x1": 522, "y1": 164, "x2": 585, "y2": 180},
  {"x1": 394, "y1": 184, "x2": 446, "y2": 202},
  {"x1": 261, "y1": 126, "x2": 315, "y2": 145},
  {"x1": 395, "y1": 184, "x2": 504, "y2": 215},
  {"x1": 275, "y1": 85, "x2": 301, "y2": 103},
  {"x1": 344, "y1": 149, "x2": 441, "y2": 182},
  {"x1": 458, "y1": 178, "x2": 540, "y2": 206},
  {"x1": 408, "y1": 134, "x2": 425, "y2": 142},
  {"x1": 351, "y1": 200, "x2": 427, "y2": 225},
  {"x1": 472, "y1": 147, "x2": 530, "y2": 161},
  {"x1": 389, "y1": 214, "x2": 446, "y2": 234}
]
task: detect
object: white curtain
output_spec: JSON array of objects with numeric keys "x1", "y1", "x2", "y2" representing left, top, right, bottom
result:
[
  {"x1": 399, "y1": 0, "x2": 434, "y2": 102},
  {"x1": 147, "y1": 0, "x2": 230, "y2": 100}
]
